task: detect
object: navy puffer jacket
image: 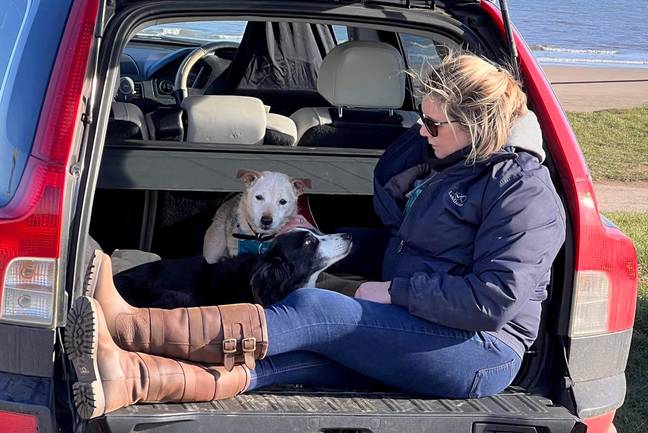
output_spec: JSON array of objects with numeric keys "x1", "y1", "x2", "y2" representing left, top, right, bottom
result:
[{"x1": 375, "y1": 111, "x2": 566, "y2": 356}]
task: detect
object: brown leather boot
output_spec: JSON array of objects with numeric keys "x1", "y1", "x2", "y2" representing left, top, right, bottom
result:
[
  {"x1": 84, "y1": 250, "x2": 268, "y2": 370},
  {"x1": 65, "y1": 296, "x2": 251, "y2": 419}
]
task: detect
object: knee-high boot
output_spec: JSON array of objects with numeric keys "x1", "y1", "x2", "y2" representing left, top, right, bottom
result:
[
  {"x1": 83, "y1": 250, "x2": 267, "y2": 370},
  {"x1": 65, "y1": 296, "x2": 251, "y2": 419}
]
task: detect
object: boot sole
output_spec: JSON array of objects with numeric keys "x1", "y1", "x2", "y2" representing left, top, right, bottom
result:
[
  {"x1": 83, "y1": 250, "x2": 103, "y2": 298},
  {"x1": 64, "y1": 296, "x2": 106, "y2": 419}
]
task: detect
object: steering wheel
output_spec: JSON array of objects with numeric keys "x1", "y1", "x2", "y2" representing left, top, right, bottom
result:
[{"x1": 173, "y1": 41, "x2": 239, "y2": 105}]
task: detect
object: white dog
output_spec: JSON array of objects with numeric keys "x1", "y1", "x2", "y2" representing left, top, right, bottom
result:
[{"x1": 203, "y1": 169, "x2": 312, "y2": 263}]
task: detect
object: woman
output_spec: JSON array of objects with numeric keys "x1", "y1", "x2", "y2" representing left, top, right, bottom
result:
[{"x1": 68, "y1": 52, "x2": 566, "y2": 419}]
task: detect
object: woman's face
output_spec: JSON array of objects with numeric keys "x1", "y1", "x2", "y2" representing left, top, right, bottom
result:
[{"x1": 419, "y1": 97, "x2": 471, "y2": 159}]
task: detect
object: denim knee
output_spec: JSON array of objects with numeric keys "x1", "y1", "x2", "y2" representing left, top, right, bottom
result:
[
  {"x1": 283, "y1": 288, "x2": 347, "y2": 310},
  {"x1": 274, "y1": 288, "x2": 361, "y2": 327}
]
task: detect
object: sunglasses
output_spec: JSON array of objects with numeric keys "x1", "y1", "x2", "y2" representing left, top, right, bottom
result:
[{"x1": 418, "y1": 108, "x2": 461, "y2": 137}]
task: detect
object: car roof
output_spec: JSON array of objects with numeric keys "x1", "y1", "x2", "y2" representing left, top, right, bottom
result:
[{"x1": 115, "y1": 0, "x2": 480, "y2": 13}]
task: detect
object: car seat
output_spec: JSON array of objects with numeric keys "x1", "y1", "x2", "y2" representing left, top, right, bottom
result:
[
  {"x1": 181, "y1": 95, "x2": 298, "y2": 146},
  {"x1": 290, "y1": 41, "x2": 419, "y2": 149},
  {"x1": 107, "y1": 101, "x2": 151, "y2": 142}
]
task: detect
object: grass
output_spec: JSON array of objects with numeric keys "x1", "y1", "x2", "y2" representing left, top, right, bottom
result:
[
  {"x1": 567, "y1": 106, "x2": 648, "y2": 182},
  {"x1": 603, "y1": 212, "x2": 648, "y2": 433}
]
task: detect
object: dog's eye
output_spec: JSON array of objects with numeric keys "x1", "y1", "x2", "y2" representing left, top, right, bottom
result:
[
  {"x1": 304, "y1": 239, "x2": 312, "y2": 246},
  {"x1": 279, "y1": 199, "x2": 287, "y2": 206},
  {"x1": 255, "y1": 195, "x2": 264, "y2": 201}
]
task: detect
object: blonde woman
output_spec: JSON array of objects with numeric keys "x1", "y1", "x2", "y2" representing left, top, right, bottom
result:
[{"x1": 67, "y1": 53, "x2": 566, "y2": 419}]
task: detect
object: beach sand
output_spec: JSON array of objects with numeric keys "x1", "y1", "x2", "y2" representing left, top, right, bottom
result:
[{"x1": 542, "y1": 65, "x2": 648, "y2": 112}]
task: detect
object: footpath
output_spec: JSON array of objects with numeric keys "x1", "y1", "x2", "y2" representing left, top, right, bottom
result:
[{"x1": 593, "y1": 181, "x2": 648, "y2": 213}]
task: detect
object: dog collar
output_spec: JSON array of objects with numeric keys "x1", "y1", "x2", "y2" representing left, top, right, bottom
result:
[
  {"x1": 233, "y1": 218, "x2": 275, "y2": 243},
  {"x1": 236, "y1": 238, "x2": 272, "y2": 255},
  {"x1": 232, "y1": 232, "x2": 275, "y2": 242}
]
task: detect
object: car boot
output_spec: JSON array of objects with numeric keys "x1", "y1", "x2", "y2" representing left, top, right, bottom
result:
[
  {"x1": 65, "y1": 296, "x2": 251, "y2": 419},
  {"x1": 84, "y1": 250, "x2": 268, "y2": 370}
]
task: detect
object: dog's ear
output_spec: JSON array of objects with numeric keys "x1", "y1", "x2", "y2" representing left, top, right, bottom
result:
[
  {"x1": 237, "y1": 169, "x2": 262, "y2": 188},
  {"x1": 250, "y1": 255, "x2": 294, "y2": 306},
  {"x1": 290, "y1": 177, "x2": 312, "y2": 196}
]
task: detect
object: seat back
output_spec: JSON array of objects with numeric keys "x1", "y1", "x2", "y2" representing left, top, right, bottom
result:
[
  {"x1": 108, "y1": 102, "x2": 151, "y2": 142},
  {"x1": 291, "y1": 41, "x2": 418, "y2": 149},
  {"x1": 181, "y1": 95, "x2": 298, "y2": 146}
]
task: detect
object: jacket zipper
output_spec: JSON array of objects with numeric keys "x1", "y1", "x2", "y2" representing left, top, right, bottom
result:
[{"x1": 396, "y1": 174, "x2": 446, "y2": 255}]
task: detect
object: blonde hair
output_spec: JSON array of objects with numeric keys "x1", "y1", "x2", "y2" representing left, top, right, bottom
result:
[{"x1": 416, "y1": 52, "x2": 528, "y2": 163}]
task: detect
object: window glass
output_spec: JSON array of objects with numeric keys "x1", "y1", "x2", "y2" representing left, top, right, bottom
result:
[
  {"x1": 400, "y1": 33, "x2": 451, "y2": 106},
  {"x1": 137, "y1": 21, "x2": 246, "y2": 43},
  {"x1": 332, "y1": 25, "x2": 349, "y2": 44}
]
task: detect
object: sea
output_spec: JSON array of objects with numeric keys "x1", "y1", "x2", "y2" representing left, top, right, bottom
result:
[
  {"x1": 508, "y1": 0, "x2": 648, "y2": 68},
  {"x1": 139, "y1": 1, "x2": 648, "y2": 69}
]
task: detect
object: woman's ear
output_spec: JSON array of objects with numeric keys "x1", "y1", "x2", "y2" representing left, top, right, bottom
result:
[
  {"x1": 250, "y1": 255, "x2": 294, "y2": 305},
  {"x1": 237, "y1": 169, "x2": 262, "y2": 188},
  {"x1": 290, "y1": 177, "x2": 312, "y2": 196}
]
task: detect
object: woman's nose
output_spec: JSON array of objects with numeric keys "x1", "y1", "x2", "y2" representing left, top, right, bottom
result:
[{"x1": 419, "y1": 123, "x2": 429, "y2": 138}]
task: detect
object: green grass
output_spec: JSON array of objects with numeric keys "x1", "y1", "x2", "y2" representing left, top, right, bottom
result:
[
  {"x1": 603, "y1": 212, "x2": 648, "y2": 433},
  {"x1": 567, "y1": 106, "x2": 648, "y2": 182}
]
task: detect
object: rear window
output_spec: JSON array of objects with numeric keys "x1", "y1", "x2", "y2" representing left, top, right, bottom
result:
[
  {"x1": 400, "y1": 33, "x2": 451, "y2": 106},
  {"x1": 0, "y1": 1, "x2": 71, "y2": 207}
]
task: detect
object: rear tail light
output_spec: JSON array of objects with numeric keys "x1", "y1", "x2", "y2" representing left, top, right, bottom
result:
[
  {"x1": 569, "y1": 213, "x2": 638, "y2": 337},
  {"x1": 0, "y1": 0, "x2": 99, "y2": 327},
  {"x1": 1, "y1": 258, "x2": 57, "y2": 325},
  {"x1": 569, "y1": 270, "x2": 609, "y2": 336},
  {"x1": 0, "y1": 410, "x2": 38, "y2": 433}
]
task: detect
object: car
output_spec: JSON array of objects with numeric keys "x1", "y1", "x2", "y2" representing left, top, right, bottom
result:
[{"x1": 0, "y1": 1, "x2": 638, "y2": 433}]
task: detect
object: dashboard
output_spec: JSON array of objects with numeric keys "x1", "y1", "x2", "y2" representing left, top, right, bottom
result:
[{"x1": 118, "y1": 40, "x2": 235, "y2": 105}]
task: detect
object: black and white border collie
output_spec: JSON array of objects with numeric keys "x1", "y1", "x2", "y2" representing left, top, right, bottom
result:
[{"x1": 114, "y1": 228, "x2": 353, "y2": 308}]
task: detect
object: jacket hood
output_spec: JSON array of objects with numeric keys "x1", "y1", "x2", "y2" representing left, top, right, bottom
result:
[{"x1": 507, "y1": 110, "x2": 545, "y2": 163}]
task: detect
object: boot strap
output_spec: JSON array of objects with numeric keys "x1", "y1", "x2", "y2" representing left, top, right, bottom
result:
[
  {"x1": 220, "y1": 306, "x2": 260, "y2": 371},
  {"x1": 242, "y1": 337, "x2": 257, "y2": 370},
  {"x1": 222, "y1": 329, "x2": 257, "y2": 370},
  {"x1": 222, "y1": 337, "x2": 237, "y2": 371}
]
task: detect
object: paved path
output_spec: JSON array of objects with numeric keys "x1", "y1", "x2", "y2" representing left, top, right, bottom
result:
[
  {"x1": 594, "y1": 181, "x2": 648, "y2": 213},
  {"x1": 543, "y1": 66, "x2": 648, "y2": 112}
]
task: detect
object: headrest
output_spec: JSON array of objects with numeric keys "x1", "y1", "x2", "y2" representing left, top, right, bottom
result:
[
  {"x1": 182, "y1": 95, "x2": 267, "y2": 144},
  {"x1": 317, "y1": 41, "x2": 406, "y2": 109}
]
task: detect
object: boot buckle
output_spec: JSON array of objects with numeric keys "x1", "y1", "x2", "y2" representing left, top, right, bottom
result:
[
  {"x1": 223, "y1": 338, "x2": 237, "y2": 354},
  {"x1": 242, "y1": 337, "x2": 257, "y2": 352}
]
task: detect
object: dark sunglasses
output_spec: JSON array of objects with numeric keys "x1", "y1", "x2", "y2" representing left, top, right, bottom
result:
[{"x1": 418, "y1": 108, "x2": 461, "y2": 137}]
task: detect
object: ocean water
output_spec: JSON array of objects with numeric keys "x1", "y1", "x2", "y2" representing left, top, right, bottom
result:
[
  {"x1": 508, "y1": 0, "x2": 648, "y2": 68},
  {"x1": 140, "y1": 1, "x2": 648, "y2": 69}
]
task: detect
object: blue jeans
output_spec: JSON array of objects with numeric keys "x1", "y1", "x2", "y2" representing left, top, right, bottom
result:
[{"x1": 249, "y1": 288, "x2": 522, "y2": 398}]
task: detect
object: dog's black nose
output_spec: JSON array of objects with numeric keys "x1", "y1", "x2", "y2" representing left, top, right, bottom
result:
[
  {"x1": 260, "y1": 216, "x2": 273, "y2": 226},
  {"x1": 341, "y1": 233, "x2": 352, "y2": 240}
]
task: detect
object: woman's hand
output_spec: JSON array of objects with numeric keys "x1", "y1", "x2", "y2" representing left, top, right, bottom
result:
[{"x1": 354, "y1": 281, "x2": 392, "y2": 304}]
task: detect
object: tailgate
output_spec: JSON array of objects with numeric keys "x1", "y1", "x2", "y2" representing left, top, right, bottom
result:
[{"x1": 92, "y1": 386, "x2": 583, "y2": 433}]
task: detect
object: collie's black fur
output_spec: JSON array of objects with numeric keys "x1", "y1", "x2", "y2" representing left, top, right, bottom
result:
[{"x1": 114, "y1": 229, "x2": 352, "y2": 308}]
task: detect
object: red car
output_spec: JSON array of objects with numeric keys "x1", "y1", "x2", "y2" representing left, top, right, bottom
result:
[{"x1": 0, "y1": 1, "x2": 637, "y2": 432}]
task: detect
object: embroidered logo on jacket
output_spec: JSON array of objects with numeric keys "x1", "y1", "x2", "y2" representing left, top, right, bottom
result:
[{"x1": 448, "y1": 190, "x2": 467, "y2": 207}]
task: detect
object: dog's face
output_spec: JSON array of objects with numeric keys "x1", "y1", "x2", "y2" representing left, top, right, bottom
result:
[
  {"x1": 237, "y1": 169, "x2": 311, "y2": 235},
  {"x1": 250, "y1": 228, "x2": 352, "y2": 305}
]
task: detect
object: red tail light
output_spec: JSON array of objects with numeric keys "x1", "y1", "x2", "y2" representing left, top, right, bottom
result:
[
  {"x1": 0, "y1": 0, "x2": 99, "y2": 326},
  {"x1": 0, "y1": 410, "x2": 38, "y2": 433}
]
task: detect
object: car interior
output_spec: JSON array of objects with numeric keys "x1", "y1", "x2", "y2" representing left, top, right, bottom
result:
[
  {"x1": 107, "y1": 21, "x2": 439, "y2": 149},
  {"x1": 95, "y1": 19, "x2": 459, "y2": 252},
  {"x1": 90, "y1": 14, "x2": 567, "y2": 411}
]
